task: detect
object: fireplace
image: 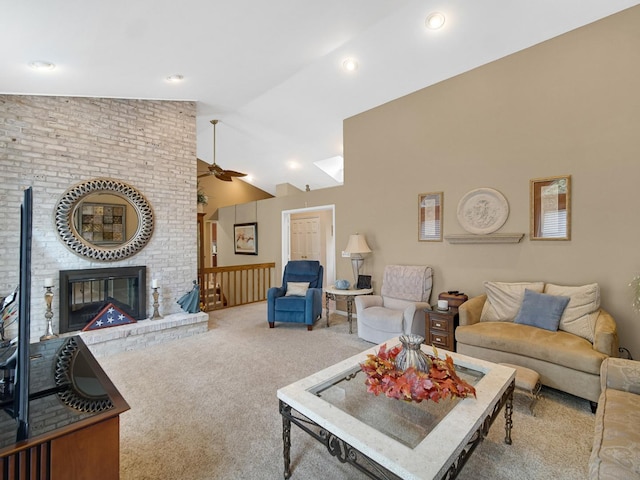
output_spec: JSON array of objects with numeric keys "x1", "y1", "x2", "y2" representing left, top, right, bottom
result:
[{"x1": 59, "y1": 266, "x2": 147, "y2": 334}]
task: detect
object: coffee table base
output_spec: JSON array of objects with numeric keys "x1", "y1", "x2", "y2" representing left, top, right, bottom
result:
[
  {"x1": 279, "y1": 380, "x2": 514, "y2": 480},
  {"x1": 280, "y1": 400, "x2": 401, "y2": 480},
  {"x1": 445, "y1": 381, "x2": 514, "y2": 478}
]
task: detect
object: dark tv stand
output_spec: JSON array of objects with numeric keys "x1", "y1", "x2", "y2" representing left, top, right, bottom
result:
[{"x1": 0, "y1": 336, "x2": 129, "y2": 480}]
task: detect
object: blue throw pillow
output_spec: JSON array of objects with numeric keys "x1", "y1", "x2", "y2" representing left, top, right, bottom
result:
[{"x1": 514, "y1": 289, "x2": 570, "y2": 331}]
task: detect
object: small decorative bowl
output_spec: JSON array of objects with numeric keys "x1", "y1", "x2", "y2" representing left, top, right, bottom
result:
[{"x1": 334, "y1": 279, "x2": 350, "y2": 290}]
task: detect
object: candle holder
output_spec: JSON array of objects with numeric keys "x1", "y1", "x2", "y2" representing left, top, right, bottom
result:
[
  {"x1": 40, "y1": 286, "x2": 59, "y2": 341},
  {"x1": 151, "y1": 287, "x2": 163, "y2": 320}
]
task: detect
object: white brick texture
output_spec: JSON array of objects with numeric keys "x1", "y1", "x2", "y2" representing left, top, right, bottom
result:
[{"x1": 0, "y1": 95, "x2": 198, "y2": 343}]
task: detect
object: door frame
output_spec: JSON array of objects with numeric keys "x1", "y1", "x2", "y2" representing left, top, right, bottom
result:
[{"x1": 281, "y1": 204, "x2": 335, "y2": 287}]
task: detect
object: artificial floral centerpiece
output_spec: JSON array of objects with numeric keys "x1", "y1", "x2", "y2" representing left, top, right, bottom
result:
[{"x1": 360, "y1": 334, "x2": 476, "y2": 403}]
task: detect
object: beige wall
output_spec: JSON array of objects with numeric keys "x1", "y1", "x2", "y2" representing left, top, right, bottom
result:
[
  {"x1": 197, "y1": 159, "x2": 272, "y2": 267},
  {"x1": 197, "y1": 159, "x2": 272, "y2": 218},
  {"x1": 218, "y1": 6, "x2": 640, "y2": 358}
]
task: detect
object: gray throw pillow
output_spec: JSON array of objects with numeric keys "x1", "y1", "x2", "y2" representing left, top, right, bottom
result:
[{"x1": 513, "y1": 289, "x2": 570, "y2": 331}]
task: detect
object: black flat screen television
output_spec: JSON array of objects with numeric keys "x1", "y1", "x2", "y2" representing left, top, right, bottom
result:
[{"x1": 15, "y1": 186, "x2": 32, "y2": 440}]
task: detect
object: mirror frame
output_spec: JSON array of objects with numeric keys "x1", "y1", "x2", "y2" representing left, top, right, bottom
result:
[
  {"x1": 55, "y1": 178, "x2": 154, "y2": 261},
  {"x1": 530, "y1": 175, "x2": 571, "y2": 241}
]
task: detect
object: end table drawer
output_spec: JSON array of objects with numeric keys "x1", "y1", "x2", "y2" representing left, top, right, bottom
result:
[
  {"x1": 429, "y1": 331, "x2": 451, "y2": 349},
  {"x1": 430, "y1": 317, "x2": 450, "y2": 332}
]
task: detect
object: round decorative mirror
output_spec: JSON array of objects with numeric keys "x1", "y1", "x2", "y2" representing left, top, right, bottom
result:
[
  {"x1": 55, "y1": 337, "x2": 112, "y2": 413},
  {"x1": 55, "y1": 178, "x2": 154, "y2": 261}
]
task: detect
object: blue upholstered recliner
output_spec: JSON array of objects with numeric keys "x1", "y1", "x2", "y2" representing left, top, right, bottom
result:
[{"x1": 267, "y1": 260, "x2": 324, "y2": 330}]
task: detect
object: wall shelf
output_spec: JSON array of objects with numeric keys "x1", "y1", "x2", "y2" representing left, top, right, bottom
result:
[{"x1": 445, "y1": 233, "x2": 525, "y2": 244}]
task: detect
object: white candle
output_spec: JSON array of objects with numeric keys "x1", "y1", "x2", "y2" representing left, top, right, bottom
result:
[
  {"x1": 152, "y1": 279, "x2": 158, "y2": 289},
  {"x1": 44, "y1": 278, "x2": 54, "y2": 287},
  {"x1": 437, "y1": 299, "x2": 449, "y2": 310}
]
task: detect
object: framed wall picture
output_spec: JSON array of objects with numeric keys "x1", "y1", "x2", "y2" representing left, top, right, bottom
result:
[
  {"x1": 357, "y1": 275, "x2": 372, "y2": 289},
  {"x1": 530, "y1": 175, "x2": 571, "y2": 241},
  {"x1": 78, "y1": 202, "x2": 126, "y2": 245},
  {"x1": 418, "y1": 192, "x2": 443, "y2": 241},
  {"x1": 234, "y1": 222, "x2": 258, "y2": 255}
]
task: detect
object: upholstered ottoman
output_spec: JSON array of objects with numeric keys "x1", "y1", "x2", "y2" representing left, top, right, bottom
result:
[{"x1": 500, "y1": 363, "x2": 542, "y2": 415}]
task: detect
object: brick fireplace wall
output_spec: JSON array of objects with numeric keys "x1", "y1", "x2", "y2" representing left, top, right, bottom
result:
[{"x1": 0, "y1": 95, "x2": 198, "y2": 342}]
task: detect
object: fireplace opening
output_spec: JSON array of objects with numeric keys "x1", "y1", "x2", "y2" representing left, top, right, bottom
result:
[{"x1": 59, "y1": 266, "x2": 147, "y2": 334}]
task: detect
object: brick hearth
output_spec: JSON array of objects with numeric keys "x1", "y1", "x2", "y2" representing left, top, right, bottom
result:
[{"x1": 76, "y1": 311, "x2": 209, "y2": 358}]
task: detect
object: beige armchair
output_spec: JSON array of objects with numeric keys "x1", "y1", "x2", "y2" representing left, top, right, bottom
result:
[
  {"x1": 355, "y1": 265, "x2": 433, "y2": 344},
  {"x1": 589, "y1": 358, "x2": 640, "y2": 479}
]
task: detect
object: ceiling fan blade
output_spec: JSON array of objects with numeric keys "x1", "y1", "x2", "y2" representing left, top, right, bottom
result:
[
  {"x1": 215, "y1": 172, "x2": 233, "y2": 181},
  {"x1": 221, "y1": 169, "x2": 247, "y2": 177}
]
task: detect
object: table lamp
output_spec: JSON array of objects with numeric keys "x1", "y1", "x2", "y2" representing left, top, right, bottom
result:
[{"x1": 344, "y1": 234, "x2": 372, "y2": 284}]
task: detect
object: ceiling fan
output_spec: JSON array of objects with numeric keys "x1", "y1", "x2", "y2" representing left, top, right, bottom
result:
[{"x1": 197, "y1": 119, "x2": 247, "y2": 181}]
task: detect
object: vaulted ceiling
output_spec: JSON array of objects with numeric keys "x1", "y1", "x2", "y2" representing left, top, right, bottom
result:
[{"x1": 2, "y1": 0, "x2": 638, "y2": 194}]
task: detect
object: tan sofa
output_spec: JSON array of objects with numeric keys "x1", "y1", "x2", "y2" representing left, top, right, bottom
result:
[
  {"x1": 589, "y1": 358, "x2": 640, "y2": 479},
  {"x1": 455, "y1": 282, "x2": 618, "y2": 404}
]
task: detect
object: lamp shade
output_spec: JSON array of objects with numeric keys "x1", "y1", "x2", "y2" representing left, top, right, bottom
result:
[{"x1": 344, "y1": 234, "x2": 371, "y2": 254}]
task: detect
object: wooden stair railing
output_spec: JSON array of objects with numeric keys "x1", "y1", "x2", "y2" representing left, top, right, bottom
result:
[{"x1": 198, "y1": 263, "x2": 276, "y2": 311}]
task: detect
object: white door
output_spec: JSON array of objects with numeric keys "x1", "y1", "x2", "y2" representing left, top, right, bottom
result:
[
  {"x1": 281, "y1": 205, "x2": 335, "y2": 289},
  {"x1": 290, "y1": 217, "x2": 321, "y2": 261}
]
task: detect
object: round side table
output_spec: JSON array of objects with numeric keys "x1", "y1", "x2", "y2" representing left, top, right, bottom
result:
[{"x1": 324, "y1": 286, "x2": 373, "y2": 334}]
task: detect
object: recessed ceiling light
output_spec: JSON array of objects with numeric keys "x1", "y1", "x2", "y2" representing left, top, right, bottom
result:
[
  {"x1": 28, "y1": 61, "x2": 56, "y2": 71},
  {"x1": 166, "y1": 74, "x2": 184, "y2": 83},
  {"x1": 425, "y1": 12, "x2": 446, "y2": 30},
  {"x1": 342, "y1": 58, "x2": 358, "y2": 72}
]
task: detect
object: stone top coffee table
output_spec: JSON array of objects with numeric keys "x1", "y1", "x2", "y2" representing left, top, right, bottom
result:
[{"x1": 277, "y1": 338, "x2": 515, "y2": 479}]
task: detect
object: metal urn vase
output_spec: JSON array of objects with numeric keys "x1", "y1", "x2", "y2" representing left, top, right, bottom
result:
[{"x1": 395, "y1": 334, "x2": 431, "y2": 373}]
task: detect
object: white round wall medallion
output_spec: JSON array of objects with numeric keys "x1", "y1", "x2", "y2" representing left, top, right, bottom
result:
[{"x1": 456, "y1": 188, "x2": 509, "y2": 235}]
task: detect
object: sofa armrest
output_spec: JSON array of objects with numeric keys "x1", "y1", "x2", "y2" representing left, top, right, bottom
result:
[
  {"x1": 406, "y1": 301, "x2": 431, "y2": 338},
  {"x1": 600, "y1": 357, "x2": 640, "y2": 394},
  {"x1": 414, "y1": 301, "x2": 432, "y2": 313},
  {"x1": 458, "y1": 295, "x2": 486, "y2": 326},
  {"x1": 593, "y1": 309, "x2": 619, "y2": 357},
  {"x1": 267, "y1": 286, "x2": 286, "y2": 300},
  {"x1": 403, "y1": 303, "x2": 417, "y2": 326},
  {"x1": 355, "y1": 295, "x2": 383, "y2": 311}
]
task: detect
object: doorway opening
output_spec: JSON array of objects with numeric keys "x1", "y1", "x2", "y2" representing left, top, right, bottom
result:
[{"x1": 281, "y1": 205, "x2": 335, "y2": 288}]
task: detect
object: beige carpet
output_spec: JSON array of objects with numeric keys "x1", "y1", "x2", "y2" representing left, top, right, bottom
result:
[{"x1": 98, "y1": 303, "x2": 595, "y2": 480}]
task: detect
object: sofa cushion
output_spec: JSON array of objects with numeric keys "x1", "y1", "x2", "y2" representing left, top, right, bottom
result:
[
  {"x1": 544, "y1": 283, "x2": 600, "y2": 343},
  {"x1": 514, "y1": 289, "x2": 570, "y2": 331},
  {"x1": 455, "y1": 322, "x2": 606, "y2": 374},
  {"x1": 589, "y1": 389, "x2": 640, "y2": 479},
  {"x1": 275, "y1": 296, "x2": 306, "y2": 312},
  {"x1": 359, "y1": 306, "x2": 404, "y2": 333},
  {"x1": 480, "y1": 281, "x2": 545, "y2": 322},
  {"x1": 285, "y1": 282, "x2": 309, "y2": 297}
]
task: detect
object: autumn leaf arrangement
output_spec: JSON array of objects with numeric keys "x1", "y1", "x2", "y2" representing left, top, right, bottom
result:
[{"x1": 360, "y1": 343, "x2": 477, "y2": 403}]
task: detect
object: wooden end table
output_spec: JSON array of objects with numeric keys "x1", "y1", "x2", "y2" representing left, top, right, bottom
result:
[
  {"x1": 324, "y1": 286, "x2": 373, "y2": 334},
  {"x1": 425, "y1": 307, "x2": 459, "y2": 351}
]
